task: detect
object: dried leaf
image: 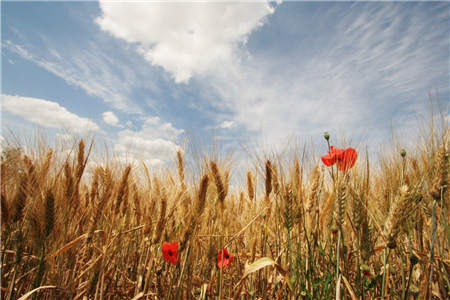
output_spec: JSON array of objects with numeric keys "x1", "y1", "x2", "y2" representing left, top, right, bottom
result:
[
  {"x1": 17, "y1": 286, "x2": 56, "y2": 300},
  {"x1": 236, "y1": 257, "x2": 291, "y2": 291},
  {"x1": 341, "y1": 275, "x2": 357, "y2": 300}
]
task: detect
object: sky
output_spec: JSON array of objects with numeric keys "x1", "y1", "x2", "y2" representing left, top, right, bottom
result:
[{"x1": 2, "y1": 1, "x2": 449, "y2": 170}]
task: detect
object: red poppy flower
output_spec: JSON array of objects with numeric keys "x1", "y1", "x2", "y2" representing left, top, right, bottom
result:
[
  {"x1": 321, "y1": 146, "x2": 357, "y2": 171},
  {"x1": 162, "y1": 242, "x2": 179, "y2": 265},
  {"x1": 217, "y1": 248, "x2": 233, "y2": 268}
]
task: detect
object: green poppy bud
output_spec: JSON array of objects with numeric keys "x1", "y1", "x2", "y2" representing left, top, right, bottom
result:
[
  {"x1": 330, "y1": 221, "x2": 338, "y2": 235},
  {"x1": 361, "y1": 264, "x2": 371, "y2": 277},
  {"x1": 410, "y1": 252, "x2": 419, "y2": 266},
  {"x1": 387, "y1": 235, "x2": 396, "y2": 249},
  {"x1": 324, "y1": 132, "x2": 330, "y2": 141},
  {"x1": 400, "y1": 149, "x2": 406, "y2": 158},
  {"x1": 409, "y1": 285, "x2": 419, "y2": 298}
]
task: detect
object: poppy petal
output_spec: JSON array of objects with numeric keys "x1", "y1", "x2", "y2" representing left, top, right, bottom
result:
[
  {"x1": 337, "y1": 147, "x2": 357, "y2": 171},
  {"x1": 321, "y1": 154, "x2": 336, "y2": 166},
  {"x1": 330, "y1": 146, "x2": 345, "y2": 159}
]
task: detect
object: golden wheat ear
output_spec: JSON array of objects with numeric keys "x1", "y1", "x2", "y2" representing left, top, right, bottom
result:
[
  {"x1": 265, "y1": 160, "x2": 272, "y2": 200},
  {"x1": 430, "y1": 143, "x2": 448, "y2": 201},
  {"x1": 1, "y1": 191, "x2": 9, "y2": 228},
  {"x1": 181, "y1": 174, "x2": 209, "y2": 251},
  {"x1": 247, "y1": 171, "x2": 254, "y2": 201},
  {"x1": 115, "y1": 165, "x2": 131, "y2": 215},
  {"x1": 210, "y1": 161, "x2": 226, "y2": 208},
  {"x1": 176, "y1": 150, "x2": 186, "y2": 190},
  {"x1": 153, "y1": 178, "x2": 167, "y2": 244}
]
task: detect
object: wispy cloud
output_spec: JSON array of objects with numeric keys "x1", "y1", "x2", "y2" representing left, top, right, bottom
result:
[
  {"x1": 3, "y1": 39, "x2": 143, "y2": 113},
  {"x1": 2, "y1": 94, "x2": 101, "y2": 133}
]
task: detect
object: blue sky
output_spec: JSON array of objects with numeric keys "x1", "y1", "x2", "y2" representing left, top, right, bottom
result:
[{"x1": 2, "y1": 1, "x2": 449, "y2": 168}]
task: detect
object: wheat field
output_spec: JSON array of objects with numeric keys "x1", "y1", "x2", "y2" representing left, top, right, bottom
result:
[{"x1": 1, "y1": 114, "x2": 448, "y2": 300}]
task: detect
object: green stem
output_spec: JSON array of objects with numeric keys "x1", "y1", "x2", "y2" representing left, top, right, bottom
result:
[
  {"x1": 288, "y1": 228, "x2": 291, "y2": 264},
  {"x1": 336, "y1": 230, "x2": 341, "y2": 279},
  {"x1": 401, "y1": 157, "x2": 406, "y2": 186},
  {"x1": 173, "y1": 243, "x2": 191, "y2": 300},
  {"x1": 429, "y1": 199, "x2": 437, "y2": 286},
  {"x1": 216, "y1": 265, "x2": 221, "y2": 299},
  {"x1": 356, "y1": 234, "x2": 361, "y2": 298},
  {"x1": 166, "y1": 264, "x2": 178, "y2": 300},
  {"x1": 143, "y1": 245, "x2": 156, "y2": 294},
  {"x1": 381, "y1": 248, "x2": 389, "y2": 297},
  {"x1": 326, "y1": 140, "x2": 335, "y2": 183},
  {"x1": 403, "y1": 264, "x2": 413, "y2": 300}
]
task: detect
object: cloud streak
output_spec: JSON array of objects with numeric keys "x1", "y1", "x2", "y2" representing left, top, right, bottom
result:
[{"x1": 3, "y1": 39, "x2": 143, "y2": 113}]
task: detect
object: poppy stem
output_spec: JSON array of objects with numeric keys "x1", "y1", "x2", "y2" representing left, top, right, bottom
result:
[
  {"x1": 166, "y1": 262, "x2": 180, "y2": 300},
  {"x1": 401, "y1": 155, "x2": 406, "y2": 186},
  {"x1": 287, "y1": 226, "x2": 292, "y2": 274},
  {"x1": 143, "y1": 245, "x2": 156, "y2": 294},
  {"x1": 326, "y1": 140, "x2": 336, "y2": 183},
  {"x1": 336, "y1": 230, "x2": 341, "y2": 297},
  {"x1": 174, "y1": 242, "x2": 191, "y2": 300},
  {"x1": 428, "y1": 198, "x2": 438, "y2": 291},
  {"x1": 336, "y1": 230, "x2": 341, "y2": 279},
  {"x1": 403, "y1": 262, "x2": 414, "y2": 300},
  {"x1": 381, "y1": 248, "x2": 391, "y2": 297},
  {"x1": 217, "y1": 242, "x2": 224, "y2": 300}
]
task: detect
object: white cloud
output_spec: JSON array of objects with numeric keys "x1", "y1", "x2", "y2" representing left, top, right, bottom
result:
[
  {"x1": 96, "y1": 1, "x2": 276, "y2": 83},
  {"x1": 102, "y1": 111, "x2": 120, "y2": 126},
  {"x1": 219, "y1": 120, "x2": 234, "y2": 129},
  {"x1": 2, "y1": 94, "x2": 101, "y2": 133},
  {"x1": 140, "y1": 116, "x2": 184, "y2": 140},
  {"x1": 113, "y1": 116, "x2": 183, "y2": 166}
]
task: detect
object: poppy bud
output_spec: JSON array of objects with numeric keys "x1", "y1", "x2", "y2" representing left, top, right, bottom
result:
[
  {"x1": 387, "y1": 240, "x2": 396, "y2": 249},
  {"x1": 409, "y1": 285, "x2": 419, "y2": 298},
  {"x1": 410, "y1": 252, "x2": 419, "y2": 266},
  {"x1": 330, "y1": 221, "x2": 338, "y2": 235},
  {"x1": 400, "y1": 149, "x2": 407, "y2": 158},
  {"x1": 387, "y1": 235, "x2": 396, "y2": 249},
  {"x1": 324, "y1": 132, "x2": 330, "y2": 141},
  {"x1": 361, "y1": 264, "x2": 371, "y2": 277},
  {"x1": 431, "y1": 189, "x2": 442, "y2": 201}
]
